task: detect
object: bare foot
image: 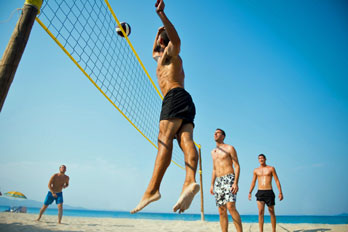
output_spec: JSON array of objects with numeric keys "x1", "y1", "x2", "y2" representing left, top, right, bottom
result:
[
  {"x1": 130, "y1": 191, "x2": 161, "y2": 214},
  {"x1": 173, "y1": 183, "x2": 200, "y2": 214}
]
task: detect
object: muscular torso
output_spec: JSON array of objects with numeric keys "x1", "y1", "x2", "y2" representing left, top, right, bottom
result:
[
  {"x1": 156, "y1": 55, "x2": 185, "y2": 96},
  {"x1": 50, "y1": 173, "x2": 69, "y2": 193},
  {"x1": 211, "y1": 144, "x2": 235, "y2": 177},
  {"x1": 255, "y1": 166, "x2": 273, "y2": 190}
]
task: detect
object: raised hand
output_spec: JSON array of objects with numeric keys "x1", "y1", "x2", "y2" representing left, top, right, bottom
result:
[{"x1": 155, "y1": 0, "x2": 165, "y2": 12}]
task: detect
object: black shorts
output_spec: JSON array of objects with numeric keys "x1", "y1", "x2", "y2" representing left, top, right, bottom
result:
[
  {"x1": 256, "y1": 190, "x2": 275, "y2": 207},
  {"x1": 160, "y1": 87, "x2": 196, "y2": 126}
]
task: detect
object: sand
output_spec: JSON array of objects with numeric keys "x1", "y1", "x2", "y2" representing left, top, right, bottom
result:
[{"x1": 0, "y1": 212, "x2": 347, "y2": 232}]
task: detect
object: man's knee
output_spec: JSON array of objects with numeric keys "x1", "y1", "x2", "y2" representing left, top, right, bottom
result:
[
  {"x1": 158, "y1": 134, "x2": 174, "y2": 145},
  {"x1": 179, "y1": 133, "x2": 197, "y2": 152},
  {"x1": 180, "y1": 131, "x2": 193, "y2": 142},
  {"x1": 226, "y1": 202, "x2": 236, "y2": 212},
  {"x1": 218, "y1": 206, "x2": 228, "y2": 217},
  {"x1": 158, "y1": 129, "x2": 176, "y2": 147},
  {"x1": 258, "y1": 208, "x2": 265, "y2": 215},
  {"x1": 268, "y1": 206, "x2": 275, "y2": 215},
  {"x1": 158, "y1": 127, "x2": 178, "y2": 142}
]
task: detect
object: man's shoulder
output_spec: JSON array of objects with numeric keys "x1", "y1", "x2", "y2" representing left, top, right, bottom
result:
[
  {"x1": 225, "y1": 144, "x2": 236, "y2": 155},
  {"x1": 221, "y1": 143, "x2": 234, "y2": 149},
  {"x1": 60, "y1": 174, "x2": 69, "y2": 179},
  {"x1": 49, "y1": 173, "x2": 58, "y2": 182}
]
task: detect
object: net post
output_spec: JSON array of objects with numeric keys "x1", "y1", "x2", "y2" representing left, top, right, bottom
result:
[
  {"x1": 198, "y1": 144, "x2": 205, "y2": 221},
  {"x1": 0, "y1": 0, "x2": 42, "y2": 112}
]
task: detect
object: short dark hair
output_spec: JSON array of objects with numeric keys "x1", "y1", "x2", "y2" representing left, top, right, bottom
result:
[
  {"x1": 160, "y1": 30, "x2": 170, "y2": 46},
  {"x1": 258, "y1": 154, "x2": 266, "y2": 159},
  {"x1": 216, "y1": 128, "x2": 226, "y2": 137}
]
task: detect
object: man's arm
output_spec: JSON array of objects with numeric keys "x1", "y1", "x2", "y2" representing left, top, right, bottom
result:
[
  {"x1": 152, "y1": 26, "x2": 165, "y2": 60},
  {"x1": 272, "y1": 167, "x2": 283, "y2": 201},
  {"x1": 155, "y1": 0, "x2": 180, "y2": 57},
  {"x1": 248, "y1": 170, "x2": 257, "y2": 200},
  {"x1": 48, "y1": 174, "x2": 57, "y2": 197},
  {"x1": 64, "y1": 176, "x2": 70, "y2": 189},
  {"x1": 210, "y1": 154, "x2": 216, "y2": 195},
  {"x1": 230, "y1": 146, "x2": 240, "y2": 194}
]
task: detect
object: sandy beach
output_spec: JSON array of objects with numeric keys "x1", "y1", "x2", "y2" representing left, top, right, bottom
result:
[{"x1": 0, "y1": 212, "x2": 347, "y2": 232}]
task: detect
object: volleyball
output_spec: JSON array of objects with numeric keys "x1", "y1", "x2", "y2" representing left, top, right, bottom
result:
[{"x1": 116, "y1": 22, "x2": 131, "y2": 37}]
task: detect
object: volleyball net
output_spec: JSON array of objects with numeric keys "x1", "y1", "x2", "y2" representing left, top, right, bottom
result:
[{"x1": 36, "y1": 0, "x2": 200, "y2": 169}]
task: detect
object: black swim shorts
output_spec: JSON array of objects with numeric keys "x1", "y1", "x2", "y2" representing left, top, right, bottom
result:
[
  {"x1": 160, "y1": 87, "x2": 196, "y2": 126},
  {"x1": 256, "y1": 190, "x2": 275, "y2": 206}
]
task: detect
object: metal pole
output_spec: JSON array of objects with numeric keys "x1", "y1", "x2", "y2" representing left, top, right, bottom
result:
[
  {"x1": 198, "y1": 145, "x2": 205, "y2": 221},
  {"x1": 0, "y1": 0, "x2": 43, "y2": 112}
]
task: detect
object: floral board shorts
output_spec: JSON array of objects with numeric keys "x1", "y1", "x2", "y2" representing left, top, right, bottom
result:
[{"x1": 214, "y1": 173, "x2": 237, "y2": 207}]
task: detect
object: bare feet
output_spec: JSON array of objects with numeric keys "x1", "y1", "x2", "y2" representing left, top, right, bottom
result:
[
  {"x1": 173, "y1": 183, "x2": 200, "y2": 214},
  {"x1": 130, "y1": 191, "x2": 161, "y2": 214}
]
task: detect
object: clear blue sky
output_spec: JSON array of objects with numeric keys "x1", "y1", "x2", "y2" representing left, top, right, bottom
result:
[{"x1": 1, "y1": 0, "x2": 347, "y2": 215}]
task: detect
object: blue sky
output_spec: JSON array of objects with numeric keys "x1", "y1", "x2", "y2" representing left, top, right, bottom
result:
[{"x1": 0, "y1": 0, "x2": 347, "y2": 216}]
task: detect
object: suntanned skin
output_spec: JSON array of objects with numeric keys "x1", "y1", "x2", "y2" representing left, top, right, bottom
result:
[
  {"x1": 210, "y1": 129, "x2": 243, "y2": 232},
  {"x1": 248, "y1": 155, "x2": 283, "y2": 232},
  {"x1": 131, "y1": 0, "x2": 199, "y2": 214},
  {"x1": 36, "y1": 165, "x2": 70, "y2": 224}
]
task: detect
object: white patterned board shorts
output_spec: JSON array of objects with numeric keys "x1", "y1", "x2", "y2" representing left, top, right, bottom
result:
[{"x1": 214, "y1": 173, "x2": 237, "y2": 207}]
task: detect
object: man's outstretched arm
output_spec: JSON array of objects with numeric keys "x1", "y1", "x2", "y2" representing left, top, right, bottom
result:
[{"x1": 155, "y1": 0, "x2": 180, "y2": 56}]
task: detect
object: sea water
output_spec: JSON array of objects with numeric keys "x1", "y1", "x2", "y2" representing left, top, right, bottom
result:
[{"x1": 1, "y1": 206, "x2": 347, "y2": 224}]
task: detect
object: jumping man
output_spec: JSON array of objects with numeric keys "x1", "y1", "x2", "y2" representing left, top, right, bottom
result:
[{"x1": 131, "y1": 0, "x2": 199, "y2": 214}]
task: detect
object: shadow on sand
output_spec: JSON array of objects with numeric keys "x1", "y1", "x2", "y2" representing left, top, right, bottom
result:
[
  {"x1": 0, "y1": 222, "x2": 135, "y2": 231},
  {"x1": 294, "y1": 229, "x2": 331, "y2": 232},
  {"x1": 0, "y1": 223, "x2": 82, "y2": 232}
]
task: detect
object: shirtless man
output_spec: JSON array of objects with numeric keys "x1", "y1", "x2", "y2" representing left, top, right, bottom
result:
[
  {"x1": 210, "y1": 129, "x2": 243, "y2": 232},
  {"x1": 36, "y1": 165, "x2": 70, "y2": 224},
  {"x1": 248, "y1": 154, "x2": 283, "y2": 232},
  {"x1": 131, "y1": 0, "x2": 199, "y2": 214}
]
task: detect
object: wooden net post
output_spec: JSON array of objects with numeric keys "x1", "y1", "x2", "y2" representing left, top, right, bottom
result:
[
  {"x1": 198, "y1": 145, "x2": 205, "y2": 221},
  {"x1": 0, "y1": 0, "x2": 43, "y2": 112}
]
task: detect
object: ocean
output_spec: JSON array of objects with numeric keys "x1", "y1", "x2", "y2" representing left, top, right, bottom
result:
[{"x1": 1, "y1": 206, "x2": 347, "y2": 224}]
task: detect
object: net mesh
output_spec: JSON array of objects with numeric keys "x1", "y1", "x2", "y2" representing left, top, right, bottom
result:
[{"x1": 37, "y1": 0, "x2": 189, "y2": 167}]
